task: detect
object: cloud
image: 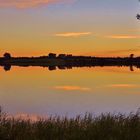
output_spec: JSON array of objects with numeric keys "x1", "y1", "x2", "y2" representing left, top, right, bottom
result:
[
  {"x1": 54, "y1": 32, "x2": 92, "y2": 37},
  {"x1": 0, "y1": 0, "x2": 69, "y2": 8},
  {"x1": 82, "y1": 48, "x2": 140, "y2": 57},
  {"x1": 107, "y1": 84, "x2": 139, "y2": 88},
  {"x1": 105, "y1": 35, "x2": 140, "y2": 39},
  {"x1": 54, "y1": 86, "x2": 91, "y2": 91},
  {"x1": 106, "y1": 49, "x2": 140, "y2": 54}
]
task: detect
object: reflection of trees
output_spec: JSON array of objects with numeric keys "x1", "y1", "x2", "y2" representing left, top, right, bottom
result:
[
  {"x1": 48, "y1": 66, "x2": 56, "y2": 71},
  {"x1": 4, "y1": 64, "x2": 11, "y2": 71},
  {"x1": 130, "y1": 65, "x2": 134, "y2": 71},
  {"x1": 2, "y1": 64, "x2": 140, "y2": 72}
]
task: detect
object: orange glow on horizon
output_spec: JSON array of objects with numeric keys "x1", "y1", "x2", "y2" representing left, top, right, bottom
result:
[{"x1": 1, "y1": 49, "x2": 140, "y2": 58}]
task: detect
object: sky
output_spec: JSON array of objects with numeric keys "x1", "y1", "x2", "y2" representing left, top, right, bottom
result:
[{"x1": 0, "y1": 0, "x2": 140, "y2": 57}]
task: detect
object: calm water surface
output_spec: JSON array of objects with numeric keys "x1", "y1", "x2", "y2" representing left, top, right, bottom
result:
[{"x1": 0, "y1": 66, "x2": 140, "y2": 117}]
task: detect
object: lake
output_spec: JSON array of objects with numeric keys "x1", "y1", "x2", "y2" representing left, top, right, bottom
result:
[{"x1": 0, "y1": 66, "x2": 140, "y2": 118}]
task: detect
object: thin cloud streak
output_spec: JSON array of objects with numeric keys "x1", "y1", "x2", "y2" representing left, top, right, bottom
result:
[
  {"x1": 105, "y1": 35, "x2": 140, "y2": 39},
  {"x1": 54, "y1": 32, "x2": 92, "y2": 37},
  {"x1": 54, "y1": 86, "x2": 91, "y2": 91},
  {"x1": 105, "y1": 49, "x2": 140, "y2": 54},
  {"x1": 106, "y1": 84, "x2": 139, "y2": 88},
  {"x1": 0, "y1": 0, "x2": 69, "y2": 8},
  {"x1": 82, "y1": 48, "x2": 140, "y2": 57}
]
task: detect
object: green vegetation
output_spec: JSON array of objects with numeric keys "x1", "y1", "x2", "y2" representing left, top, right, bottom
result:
[{"x1": 0, "y1": 108, "x2": 140, "y2": 140}]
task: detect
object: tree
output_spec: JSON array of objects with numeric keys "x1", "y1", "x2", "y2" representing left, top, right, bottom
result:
[
  {"x1": 137, "y1": 14, "x2": 140, "y2": 20},
  {"x1": 130, "y1": 54, "x2": 134, "y2": 59},
  {"x1": 48, "y1": 53, "x2": 56, "y2": 58},
  {"x1": 137, "y1": 0, "x2": 140, "y2": 20},
  {"x1": 3, "y1": 53, "x2": 11, "y2": 59}
]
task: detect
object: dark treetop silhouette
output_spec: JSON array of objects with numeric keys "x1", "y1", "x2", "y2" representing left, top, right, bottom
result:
[
  {"x1": 0, "y1": 53, "x2": 140, "y2": 71},
  {"x1": 137, "y1": 14, "x2": 140, "y2": 20},
  {"x1": 137, "y1": 0, "x2": 140, "y2": 20}
]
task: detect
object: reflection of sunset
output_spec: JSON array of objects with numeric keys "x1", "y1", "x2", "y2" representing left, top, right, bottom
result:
[
  {"x1": 1, "y1": 65, "x2": 140, "y2": 77},
  {"x1": 106, "y1": 84, "x2": 139, "y2": 88},
  {"x1": 105, "y1": 35, "x2": 140, "y2": 39},
  {"x1": 0, "y1": 65, "x2": 140, "y2": 117},
  {"x1": 54, "y1": 32, "x2": 92, "y2": 37},
  {"x1": 54, "y1": 86, "x2": 91, "y2": 91}
]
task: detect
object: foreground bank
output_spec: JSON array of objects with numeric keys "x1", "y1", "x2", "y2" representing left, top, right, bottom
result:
[{"x1": 0, "y1": 108, "x2": 140, "y2": 140}]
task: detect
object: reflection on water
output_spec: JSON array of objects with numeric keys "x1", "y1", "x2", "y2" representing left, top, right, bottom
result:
[
  {"x1": 3, "y1": 64, "x2": 11, "y2": 71},
  {"x1": 0, "y1": 64, "x2": 139, "y2": 72},
  {"x1": 0, "y1": 66, "x2": 140, "y2": 117}
]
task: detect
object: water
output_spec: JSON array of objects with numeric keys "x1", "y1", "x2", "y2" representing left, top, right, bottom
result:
[{"x1": 0, "y1": 66, "x2": 140, "y2": 117}]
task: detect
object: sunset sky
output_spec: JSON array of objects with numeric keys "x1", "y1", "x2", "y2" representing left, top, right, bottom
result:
[{"x1": 0, "y1": 0, "x2": 140, "y2": 57}]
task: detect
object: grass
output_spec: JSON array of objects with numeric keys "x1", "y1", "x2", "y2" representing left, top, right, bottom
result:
[{"x1": 0, "y1": 108, "x2": 140, "y2": 140}]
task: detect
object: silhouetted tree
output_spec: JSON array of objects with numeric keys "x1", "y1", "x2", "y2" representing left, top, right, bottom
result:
[
  {"x1": 130, "y1": 54, "x2": 134, "y2": 59},
  {"x1": 3, "y1": 53, "x2": 11, "y2": 59},
  {"x1": 136, "y1": 14, "x2": 140, "y2": 20},
  {"x1": 48, "y1": 53, "x2": 56, "y2": 58},
  {"x1": 58, "y1": 54, "x2": 66, "y2": 59},
  {"x1": 137, "y1": 0, "x2": 140, "y2": 20}
]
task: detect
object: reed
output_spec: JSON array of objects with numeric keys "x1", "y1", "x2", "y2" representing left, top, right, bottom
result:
[{"x1": 0, "y1": 107, "x2": 140, "y2": 140}]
